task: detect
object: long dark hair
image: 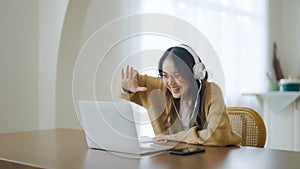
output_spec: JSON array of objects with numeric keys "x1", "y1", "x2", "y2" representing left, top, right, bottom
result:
[{"x1": 158, "y1": 46, "x2": 207, "y2": 132}]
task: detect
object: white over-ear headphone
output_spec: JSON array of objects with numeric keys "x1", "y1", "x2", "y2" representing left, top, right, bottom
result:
[{"x1": 175, "y1": 44, "x2": 206, "y2": 80}]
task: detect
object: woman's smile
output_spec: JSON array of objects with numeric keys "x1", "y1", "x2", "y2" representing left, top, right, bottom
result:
[{"x1": 169, "y1": 86, "x2": 181, "y2": 93}]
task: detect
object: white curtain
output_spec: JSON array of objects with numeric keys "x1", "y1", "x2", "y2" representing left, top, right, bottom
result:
[{"x1": 137, "y1": 0, "x2": 269, "y2": 107}]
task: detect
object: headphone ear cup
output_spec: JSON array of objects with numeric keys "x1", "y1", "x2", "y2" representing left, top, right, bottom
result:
[{"x1": 193, "y1": 62, "x2": 206, "y2": 80}]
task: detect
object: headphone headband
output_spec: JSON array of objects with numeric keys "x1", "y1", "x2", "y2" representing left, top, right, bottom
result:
[
  {"x1": 172, "y1": 44, "x2": 206, "y2": 80},
  {"x1": 174, "y1": 44, "x2": 201, "y2": 64}
]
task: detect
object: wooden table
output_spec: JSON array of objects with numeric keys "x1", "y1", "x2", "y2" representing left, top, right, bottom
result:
[{"x1": 1, "y1": 129, "x2": 300, "y2": 169}]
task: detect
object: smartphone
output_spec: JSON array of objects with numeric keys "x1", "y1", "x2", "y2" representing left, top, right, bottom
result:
[{"x1": 169, "y1": 147, "x2": 205, "y2": 156}]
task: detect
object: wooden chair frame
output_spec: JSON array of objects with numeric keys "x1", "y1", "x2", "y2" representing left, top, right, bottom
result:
[{"x1": 227, "y1": 107, "x2": 267, "y2": 148}]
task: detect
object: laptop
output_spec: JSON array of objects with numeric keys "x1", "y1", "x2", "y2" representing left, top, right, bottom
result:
[{"x1": 78, "y1": 100, "x2": 173, "y2": 155}]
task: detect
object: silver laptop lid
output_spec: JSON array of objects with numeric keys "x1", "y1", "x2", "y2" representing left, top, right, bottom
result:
[{"x1": 79, "y1": 100, "x2": 141, "y2": 154}]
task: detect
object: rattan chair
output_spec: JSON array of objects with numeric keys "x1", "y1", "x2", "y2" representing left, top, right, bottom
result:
[{"x1": 227, "y1": 107, "x2": 266, "y2": 148}]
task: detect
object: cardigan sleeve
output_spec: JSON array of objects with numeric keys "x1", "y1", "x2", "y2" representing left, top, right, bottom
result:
[{"x1": 165, "y1": 83, "x2": 242, "y2": 146}]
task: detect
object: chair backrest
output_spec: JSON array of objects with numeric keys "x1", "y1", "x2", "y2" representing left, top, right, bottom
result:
[{"x1": 227, "y1": 107, "x2": 266, "y2": 148}]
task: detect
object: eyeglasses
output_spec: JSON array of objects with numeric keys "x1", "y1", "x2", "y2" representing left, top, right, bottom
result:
[{"x1": 159, "y1": 72, "x2": 184, "y2": 81}]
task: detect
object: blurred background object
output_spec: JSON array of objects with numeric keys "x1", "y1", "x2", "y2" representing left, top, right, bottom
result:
[{"x1": 273, "y1": 43, "x2": 284, "y2": 81}]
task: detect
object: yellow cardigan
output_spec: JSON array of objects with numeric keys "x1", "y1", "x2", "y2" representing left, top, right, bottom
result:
[{"x1": 121, "y1": 74, "x2": 241, "y2": 146}]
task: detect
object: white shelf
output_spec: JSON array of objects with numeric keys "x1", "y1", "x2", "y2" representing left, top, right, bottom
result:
[
  {"x1": 244, "y1": 91, "x2": 300, "y2": 151},
  {"x1": 245, "y1": 92, "x2": 300, "y2": 113}
]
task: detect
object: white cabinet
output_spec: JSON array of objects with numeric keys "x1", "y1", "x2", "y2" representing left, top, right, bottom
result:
[{"x1": 252, "y1": 92, "x2": 300, "y2": 151}]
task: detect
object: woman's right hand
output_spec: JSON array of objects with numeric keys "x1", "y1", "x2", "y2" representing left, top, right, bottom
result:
[{"x1": 121, "y1": 65, "x2": 147, "y2": 93}]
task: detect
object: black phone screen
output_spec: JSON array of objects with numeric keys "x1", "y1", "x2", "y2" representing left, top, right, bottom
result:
[{"x1": 169, "y1": 147, "x2": 205, "y2": 155}]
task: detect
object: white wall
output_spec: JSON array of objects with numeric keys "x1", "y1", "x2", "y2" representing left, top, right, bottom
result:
[
  {"x1": 55, "y1": 0, "x2": 90, "y2": 129},
  {"x1": 0, "y1": 1, "x2": 39, "y2": 133},
  {"x1": 269, "y1": 0, "x2": 300, "y2": 79},
  {"x1": 280, "y1": 0, "x2": 300, "y2": 78},
  {"x1": 39, "y1": 0, "x2": 69, "y2": 130},
  {"x1": 0, "y1": 0, "x2": 68, "y2": 133},
  {"x1": 0, "y1": 0, "x2": 142, "y2": 132},
  {"x1": 56, "y1": 0, "x2": 143, "y2": 129},
  {"x1": 268, "y1": 0, "x2": 281, "y2": 74}
]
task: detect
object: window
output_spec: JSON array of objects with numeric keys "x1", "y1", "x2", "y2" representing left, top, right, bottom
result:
[{"x1": 138, "y1": 0, "x2": 268, "y2": 106}]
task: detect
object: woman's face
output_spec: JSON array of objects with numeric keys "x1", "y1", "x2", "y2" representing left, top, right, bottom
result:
[{"x1": 162, "y1": 56, "x2": 189, "y2": 98}]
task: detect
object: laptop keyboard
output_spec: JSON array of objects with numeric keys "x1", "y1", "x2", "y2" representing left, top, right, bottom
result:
[
  {"x1": 138, "y1": 136, "x2": 154, "y2": 143},
  {"x1": 140, "y1": 147, "x2": 155, "y2": 151}
]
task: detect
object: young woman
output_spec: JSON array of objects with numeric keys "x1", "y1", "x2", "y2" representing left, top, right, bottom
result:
[{"x1": 121, "y1": 44, "x2": 241, "y2": 146}]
